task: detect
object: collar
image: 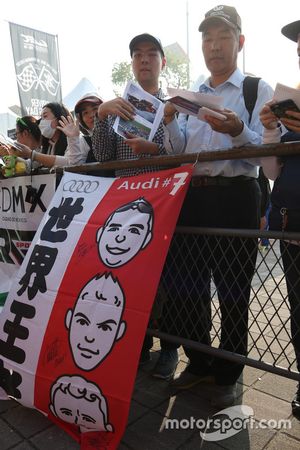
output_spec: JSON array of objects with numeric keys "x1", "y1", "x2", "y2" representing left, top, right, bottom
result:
[
  {"x1": 200, "y1": 68, "x2": 244, "y2": 91},
  {"x1": 138, "y1": 84, "x2": 165, "y2": 100},
  {"x1": 150, "y1": 87, "x2": 165, "y2": 100}
]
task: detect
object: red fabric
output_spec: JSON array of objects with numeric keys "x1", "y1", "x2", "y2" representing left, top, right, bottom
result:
[{"x1": 31, "y1": 166, "x2": 192, "y2": 448}]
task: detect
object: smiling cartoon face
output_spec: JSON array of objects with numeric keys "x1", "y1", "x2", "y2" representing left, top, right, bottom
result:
[
  {"x1": 66, "y1": 273, "x2": 126, "y2": 371},
  {"x1": 97, "y1": 199, "x2": 153, "y2": 268}
]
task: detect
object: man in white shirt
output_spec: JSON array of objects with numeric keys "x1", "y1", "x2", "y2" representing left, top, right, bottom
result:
[{"x1": 161, "y1": 4, "x2": 273, "y2": 407}]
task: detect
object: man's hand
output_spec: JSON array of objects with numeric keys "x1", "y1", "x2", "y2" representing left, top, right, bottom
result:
[
  {"x1": 0, "y1": 143, "x2": 10, "y2": 156},
  {"x1": 281, "y1": 110, "x2": 300, "y2": 133},
  {"x1": 205, "y1": 109, "x2": 244, "y2": 137},
  {"x1": 98, "y1": 98, "x2": 135, "y2": 121},
  {"x1": 163, "y1": 102, "x2": 177, "y2": 125},
  {"x1": 9, "y1": 142, "x2": 32, "y2": 159},
  {"x1": 57, "y1": 115, "x2": 80, "y2": 137},
  {"x1": 259, "y1": 101, "x2": 279, "y2": 130},
  {"x1": 124, "y1": 132, "x2": 159, "y2": 155}
]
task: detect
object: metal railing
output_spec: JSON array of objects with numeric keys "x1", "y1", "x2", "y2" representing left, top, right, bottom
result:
[
  {"x1": 55, "y1": 141, "x2": 300, "y2": 380},
  {"x1": 152, "y1": 228, "x2": 300, "y2": 381}
]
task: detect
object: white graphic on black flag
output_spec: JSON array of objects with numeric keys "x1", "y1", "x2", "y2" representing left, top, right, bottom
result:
[
  {"x1": 10, "y1": 22, "x2": 62, "y2": 116},
  {"x1": 17, "y1": 64, "x2": 60, "y2": 96}
]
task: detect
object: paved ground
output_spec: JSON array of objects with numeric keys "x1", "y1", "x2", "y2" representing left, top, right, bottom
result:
[
  {"x1": 1, "y1": 343, "x2": 300, "y2": 450},
  {"x1": 1, "y1": 243, "x2": 300, "y2": 449}
]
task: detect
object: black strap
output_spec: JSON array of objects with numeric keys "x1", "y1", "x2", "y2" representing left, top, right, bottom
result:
[
  {"x1": 242, "y1": 76, "x2": 261, "y2": 125},
  {"x1": 83, "y1": 135, "x2": 97, "y2": 163}
]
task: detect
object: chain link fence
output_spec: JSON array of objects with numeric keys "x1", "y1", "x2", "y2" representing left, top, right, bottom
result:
[{"x1": 149, "y1": 228, "x2": 300, "y2": 381}]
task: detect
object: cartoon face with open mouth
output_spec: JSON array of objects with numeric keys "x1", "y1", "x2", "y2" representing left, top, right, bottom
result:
[{"x1": 97, "y1": 198, "x2": 154, "y2": 268}]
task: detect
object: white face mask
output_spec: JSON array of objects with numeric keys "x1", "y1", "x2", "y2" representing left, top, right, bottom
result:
[{"x1": 39, "y1": 119, "x2": 56, "y2": 139}]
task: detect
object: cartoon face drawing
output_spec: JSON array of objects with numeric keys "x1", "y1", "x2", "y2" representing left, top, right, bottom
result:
[
  {"x1": 97, "y1": 198, "x2": 153, "y2": 268},
  {"x1": 65, "y1": 273, "x2": 126, "y2": 371},
  {"x1": 49, "y1": 375, "x2": 113, "y2": 432}
]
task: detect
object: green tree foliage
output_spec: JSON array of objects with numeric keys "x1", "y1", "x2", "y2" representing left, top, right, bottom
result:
[
  {"x1": 161, "y1": 48, "x2": 189, "y2": 89},
  {"x1": 111, "y1": 62, "x2": 134, "y2": 96}
]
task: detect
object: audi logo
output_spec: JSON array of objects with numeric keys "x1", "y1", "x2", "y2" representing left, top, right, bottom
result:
[{"x1": 63, "y1": 179, "x2": 100, "y2": 193}]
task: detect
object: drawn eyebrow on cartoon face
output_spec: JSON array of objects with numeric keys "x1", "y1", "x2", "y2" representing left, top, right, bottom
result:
[
  {"x1": 58, "y1": 407, "x2": 96, "y2": 424},
  {"x1": 74, "y1": 313, "x2": 117, "y2": 330},
  {"x1": 81, "y1": 414, "x2": 96, "y2": 424},
  {"x1": 96, "y1": 319, "x2": 117, "y2": 330},
  {"x1": 74, "y1": 312, "x2": 91, "y2": 325},
  {"x1": 106, "y1": 222, "x2": 145, "y2": 232},
  {"x1": 59, "y1": 407, "x2": 73, "y2": 416}
]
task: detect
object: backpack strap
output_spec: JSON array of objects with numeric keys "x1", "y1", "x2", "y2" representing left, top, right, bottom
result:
[{"x1": 242, "y1": 76, "x2": 261, "y2": 125}]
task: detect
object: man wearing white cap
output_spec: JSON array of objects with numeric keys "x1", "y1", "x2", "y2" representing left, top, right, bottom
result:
[{"x1": 162, "y1": 5, "x2": 273, "y2": 407}]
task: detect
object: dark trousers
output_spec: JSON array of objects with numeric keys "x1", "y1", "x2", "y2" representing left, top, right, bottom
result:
[
  {"x1": 161, "y1": 178, "x2": 261, "y2": 385},
  {"x1": 142, "y1": 334, "x2": 177, "y2": 353},
  {"x1": 280, "y1": 240, "x2": 300, "y2": 373}
]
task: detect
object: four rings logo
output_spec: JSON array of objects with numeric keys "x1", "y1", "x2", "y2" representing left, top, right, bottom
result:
[{"x1": 63, "y1": 179, "x2": 100, "y2": 193}]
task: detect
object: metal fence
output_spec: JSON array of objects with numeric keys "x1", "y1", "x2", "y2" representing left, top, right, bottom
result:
[
  {"x1": 65, "y1": 142, "x2": 300, "y2": 381},
  {"x1": 149, "y1": 228, "x2": 300, "y2": 381}
]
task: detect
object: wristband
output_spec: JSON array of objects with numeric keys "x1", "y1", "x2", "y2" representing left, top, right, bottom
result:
[{"x1": 31, "y1": 150, "x2": 36, "y2": 162}]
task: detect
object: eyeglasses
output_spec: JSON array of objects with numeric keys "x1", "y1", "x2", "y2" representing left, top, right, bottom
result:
[{"x1": 16, "y1": 117, "x2": 29, "y2": 129}]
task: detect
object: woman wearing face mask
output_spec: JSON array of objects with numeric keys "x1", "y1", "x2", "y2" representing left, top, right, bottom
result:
[
  {"x1": 12, "y1": 104, "x2": 69, "y2": 168},
  {"x1": 39, "y1": 102, "x2": 70, "y2": 156}
]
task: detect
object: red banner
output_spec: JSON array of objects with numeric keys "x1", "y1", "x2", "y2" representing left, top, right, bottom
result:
[{"x1": 0, "y1": 166, "x2": 192, "y2": 449}]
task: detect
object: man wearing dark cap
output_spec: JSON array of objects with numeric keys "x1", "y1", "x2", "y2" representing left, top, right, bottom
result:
[
  {"x1": 92, "y1": 33, "x2": 166, "y2": 176},
  {"x1": 260, "y1": 19, "x2": 300, "y2": 419},
  {"x1": 92, "y1": 33, "x2": 179, "y2": 380},
  {"x1": 129, "y1": 33, "x2": 165, "y2": 59},
  {"x1": 162, "y1": 5, "x2": 273, "y2": 407}
]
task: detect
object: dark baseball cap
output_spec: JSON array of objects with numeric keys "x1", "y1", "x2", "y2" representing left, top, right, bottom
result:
[
  {"x1": 199, "y1": 5, "x2": 242, "y2": 32},
  {"x1": 129, "y1": 33, "x2": 165, "y2": 57},
  {"x1": 281, "y1": 20, "x2": 300, "y2": 42}
]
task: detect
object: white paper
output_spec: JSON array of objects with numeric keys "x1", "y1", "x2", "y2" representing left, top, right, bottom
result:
[
  {"x1": 113, "y1": 81, "x2": 164, "y2": 141},
  {"x1": 274, "y1": 83, "x2": 300, "y2": 109},
  {"x1": 0, "y1": 133, "x2": 24, "y2": 153},
  {"x1": 167, "y1": 87, "x2": 223, "y2": 109},
  {"x1": 166, "y1": 87, "x2": 225, "y2": 121},
  {"x1": 197, "y1": 106, "x2": 226, "y2": 121}
]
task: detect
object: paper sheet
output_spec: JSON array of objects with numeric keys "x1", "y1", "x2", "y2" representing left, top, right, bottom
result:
[
  {"x1": 273, "y1": 83, "x2": 300, "y2": 109},
  {"x1": 113, "y1": 81, "x2": 164, "y2": 141}
]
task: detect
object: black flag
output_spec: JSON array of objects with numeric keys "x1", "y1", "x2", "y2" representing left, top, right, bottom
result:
[{"x1": 9, "y1": 22, "x2": 62, "y2": 116}]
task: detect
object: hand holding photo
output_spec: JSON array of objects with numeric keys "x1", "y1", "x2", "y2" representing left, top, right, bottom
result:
[
  {"x1": 197, "y1": 106, "x2": 227, "y2": 121},
  {"x1": 166, "y1": 87, "x2": 225, "y2": 122},
  {"x1": 113, "y1": 81, "x2": 164, "y2": 141}
]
